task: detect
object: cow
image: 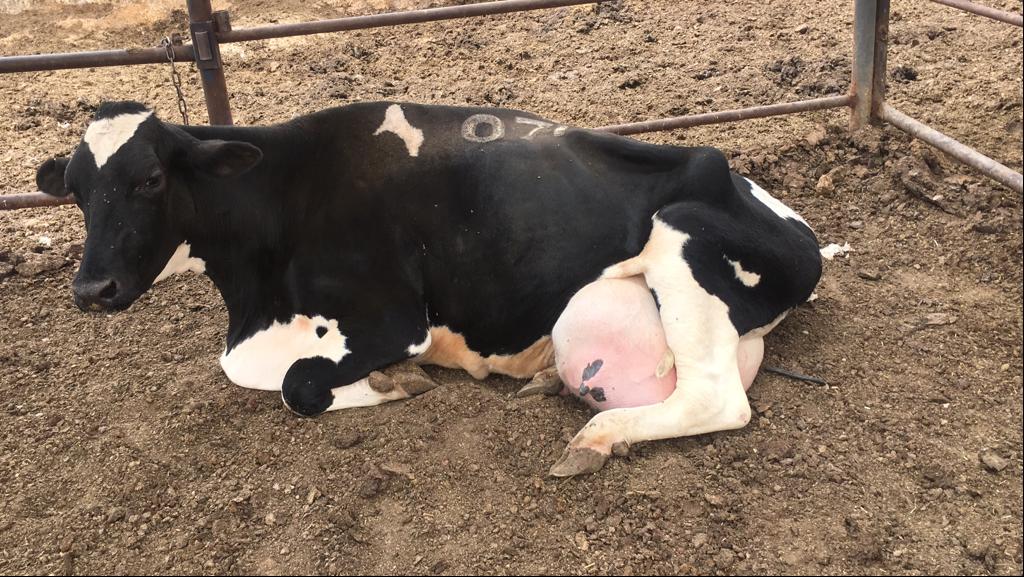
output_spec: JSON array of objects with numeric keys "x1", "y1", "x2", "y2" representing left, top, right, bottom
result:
[{"x1": 35, "y1": 100, "x2": 822, "y2": 476}]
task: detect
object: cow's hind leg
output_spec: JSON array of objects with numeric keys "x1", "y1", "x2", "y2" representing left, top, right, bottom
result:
[{"x1": 551, "y1": 211, "x2": 757, "y2": 476}]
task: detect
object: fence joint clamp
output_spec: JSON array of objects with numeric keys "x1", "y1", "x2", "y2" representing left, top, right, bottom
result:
[{"x1": 189, "y1": 19, "x2": 223, "y2": 70}]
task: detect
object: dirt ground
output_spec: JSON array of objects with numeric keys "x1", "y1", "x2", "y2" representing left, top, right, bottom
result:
[{"x1": 1, "y1": 0, "x2": 1022, "y2": 574}]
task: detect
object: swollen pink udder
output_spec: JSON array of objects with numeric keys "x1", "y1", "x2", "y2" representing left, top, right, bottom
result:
[
  {"x1": 552, "y1": 277, "x2": 763, "y2": 411},
  {"x1": 552, "y1": 277, "x2": 675, "y2": 410}
]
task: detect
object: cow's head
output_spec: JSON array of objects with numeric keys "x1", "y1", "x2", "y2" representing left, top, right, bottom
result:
[{"x1": 36, "y1": 101, "x2": 263, "y2": 311}]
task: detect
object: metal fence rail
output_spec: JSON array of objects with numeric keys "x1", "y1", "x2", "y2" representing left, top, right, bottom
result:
[
  {"x1": 1, "y1": 0, "x2": 1021, "y2": 210},
  {"x1": 929, "y1": 0, "x2": 1023, "y2": 27},
  {"x1": 858, "y1": 0, "x2": 1023, "y2": 194}
]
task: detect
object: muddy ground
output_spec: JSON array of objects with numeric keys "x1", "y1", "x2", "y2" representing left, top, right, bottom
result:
[{"x1": 1, "y1": 0, "x2": 1022, "y2": 574}]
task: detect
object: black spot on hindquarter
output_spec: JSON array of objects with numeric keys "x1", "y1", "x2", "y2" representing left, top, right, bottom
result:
[
  {"x1": 315, "y1": 326, "x2": 328, "y2": 338},
  {"x1": 589, "y1": 387, "x2": 607, "y2": 402}
]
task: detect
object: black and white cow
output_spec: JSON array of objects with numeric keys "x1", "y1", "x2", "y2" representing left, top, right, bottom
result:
[{"x1": 35, "y1": 101, "x2": 821, "y2": 476}]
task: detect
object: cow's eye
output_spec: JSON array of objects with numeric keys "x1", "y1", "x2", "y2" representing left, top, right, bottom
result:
[{"x1": 136, "y1": 173, "x2": 163, "y2": 194}]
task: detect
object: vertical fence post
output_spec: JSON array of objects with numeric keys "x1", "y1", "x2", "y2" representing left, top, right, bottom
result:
[
  {"x1": 187, "y1": 0, "x2": 233, "y2": 125},
  {"x1": 850, "y1": 0, "x2": 878, "y2": 130},
  {"x1": 870, "y1": 0, "x2": 890, "y2": 124}
]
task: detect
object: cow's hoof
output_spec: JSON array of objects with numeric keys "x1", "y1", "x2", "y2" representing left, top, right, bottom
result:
[
  {"x1": 367, "y1": 370, "x2": 395, "y2": 393},
  {"x1": 389, "y1": 363, "x2": 438, "y2": 396},
  {"x1": 611, "y1": 441, "x2": 630, "y2": 457},
  {"x1": 281, "y1": 357, "x2": 336, "y2": 417},
  {"x1": 371, "y1": 363, "x2": 438, "y2": 397},
  {"x1": 549, "y1": 446, "x2": 609, "y2": 477},
  {"x1": 516, "y1": 367, "x2": 563, "y2": 398}
]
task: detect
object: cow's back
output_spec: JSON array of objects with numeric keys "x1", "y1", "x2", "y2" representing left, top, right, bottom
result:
[
  {"x1": 293, "y1": 102, "x2": 804, "y2": 357},
  {"x1": 328, "y1": 103, "x2": 705, "y2": 356}
]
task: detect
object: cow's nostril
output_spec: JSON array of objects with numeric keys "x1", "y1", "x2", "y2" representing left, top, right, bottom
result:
[{"x1": 98, "y1": 280, "x2": 118, "y2": 300}]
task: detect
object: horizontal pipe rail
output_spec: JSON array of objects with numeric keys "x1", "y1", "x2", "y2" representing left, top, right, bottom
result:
[
  {"x1": 0, "y1": 192, "x2": 73, "y2": 210},
  {"x1": 0, "y1": 0, "x2": 602, "y2": 74},
  {"x1": 595, "y1": 95, "x2": 854, "y2": 135},
  {"x1": 6, "y1": 99, "x2": 1020, "y2": 208},
  {"x1": 0, "y1": 45, "x2": 193, "y2": 74},
  {"x1": 218, "y1": 0, "x2": 603, "y2": 43},
  {"x1": 928, "y1": 0, "x2": 1023, "y2": 27},
  {"x1": 880, "y1": 103, "x2": 1023, "y2": 193},
  {"x1": 2, "y1": 96, "x2": 854, "y2": 210}
]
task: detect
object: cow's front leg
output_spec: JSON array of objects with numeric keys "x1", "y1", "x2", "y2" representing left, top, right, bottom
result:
[
  {"x1": 281, "y1": 359, "x2": 438, "y2": 416},
  {"x1": 368, "y1": 361, "x2": 439, "y2": 399}
]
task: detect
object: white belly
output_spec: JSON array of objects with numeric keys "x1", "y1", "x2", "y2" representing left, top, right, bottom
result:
[{"x1": 220, "y1": 314, "x2": 348, "y2": 391}]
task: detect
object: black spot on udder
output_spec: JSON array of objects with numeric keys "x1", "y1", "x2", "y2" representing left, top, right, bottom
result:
[
  {"x1": 589, "y1": 387, "x2": 606, "y2": 402},
  {"x1": 581, "y1": 359, "x2": 603, "y2": 383},
  {"x1": 315, "y1": 326, "x2": 328, "y2": 338}
]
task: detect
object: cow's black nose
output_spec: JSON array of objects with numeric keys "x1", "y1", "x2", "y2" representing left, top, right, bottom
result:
[{"x1": 73, "y1": 278, "x2": 119, "y2": 310}]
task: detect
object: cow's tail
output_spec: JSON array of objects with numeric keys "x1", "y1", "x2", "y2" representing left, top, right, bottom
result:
[{"x1": 601, "y1": 254, "x2": 647, "y2": 279}]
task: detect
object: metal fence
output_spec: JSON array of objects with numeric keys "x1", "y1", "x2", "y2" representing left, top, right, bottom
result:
[{"x1": 1, "y1": 0, "x2": 1021, "y2": 210}]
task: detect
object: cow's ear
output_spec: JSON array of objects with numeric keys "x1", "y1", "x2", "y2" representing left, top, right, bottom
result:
[
  {"x1": 189, "y1": 139, "x2": 263, "y2": 178},
  {"x1": 36, "y1": 156, "x2": 71, "y2": 197}
]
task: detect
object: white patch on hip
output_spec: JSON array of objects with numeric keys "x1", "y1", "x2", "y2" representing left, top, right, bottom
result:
[
  {"x1": 725, "y1": 257, "x2": 761, "y2": 287},
  {"x1": 83, "y1": 110, "x2": 152, "y2": 169},
  {"x1": 220, "y1": 315, "x2": 348, "y2": 391},
  {"x1": 373, "y1": 104, "x2": 424, "y2": 157},
  {"x1": 407, "y1": 330, "x2": 432, "y2": 356},
  {"x1": 743, "y1": 177, "x2": 808, "y2": 226},
  {"x1": 154, "y1": 242, "x2": 206, "y2": 283}
]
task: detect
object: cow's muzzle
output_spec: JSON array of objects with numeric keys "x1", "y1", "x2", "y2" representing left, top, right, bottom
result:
[{"x1": 72, "y1": 278, "x2": 122, "y2": 312}]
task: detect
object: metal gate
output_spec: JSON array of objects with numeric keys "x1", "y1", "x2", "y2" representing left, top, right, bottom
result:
[{"x1": 1, "y1": 0, "x2": 1020, "y2": 210}]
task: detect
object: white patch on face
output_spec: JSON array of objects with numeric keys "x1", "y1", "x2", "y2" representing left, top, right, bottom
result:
[
  {"x1": 743, "y1": 177, "x2": 808, "y2": 226},
  {"x1": 220, "y1": 315, "x2": 347, "y2": 391},
  {"x1": 407, "y1": 331, "x2": 432, "y2": 356},
  {"x1": 154, "y1": 242, "x2": 206, "y2": 283},
  {"x1": 83, "y1": 110, "x2": 153, "y2": 169},
  {"x1": 725, "y1": 257, "x2": 761, "y2": 288},
  {"x1": 373, "y1": 104, "x2": 424, "y2": 157}
]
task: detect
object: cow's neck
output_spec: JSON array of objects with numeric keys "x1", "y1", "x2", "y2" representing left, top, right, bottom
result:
[{"x1": 176, "y1": 122, "x2": 310, "y2": 347}]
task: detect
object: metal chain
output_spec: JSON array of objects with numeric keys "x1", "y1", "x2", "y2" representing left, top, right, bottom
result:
[{"x1": 160, "y1": 35, "x2": 190, "y2": 125}]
